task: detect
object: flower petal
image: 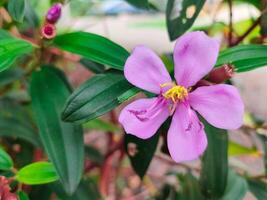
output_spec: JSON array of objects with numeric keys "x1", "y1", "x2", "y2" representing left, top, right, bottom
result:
[
  {"x1": 167, "y1": 103, "x2": 207, "y2": 162},
  {"x1": 174, "y1": 31, "x2": 220, "y2": 87},
  {"x1": 124, "y1": 45, "x2": 172, "y2": 94},
  {"x1": 189, "y1": 84, "x2": 244, "y2": 129},
  {"x1": 119, "y1": 97, "x2": 169, "y2": 139}
]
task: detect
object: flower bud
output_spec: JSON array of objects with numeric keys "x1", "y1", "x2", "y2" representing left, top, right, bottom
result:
[
  {"x1": 41, "y1": 23, "x2": 56, "y2": 39},
  {"x1": 46, "y1": 3, "x2": 62, "y2": 24},
  {"x1": 208, "y1": 64, "x2": 234, "y2": 83}
]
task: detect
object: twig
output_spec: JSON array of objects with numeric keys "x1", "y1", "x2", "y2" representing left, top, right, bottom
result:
[{"x1": 231, "y1": 17, "x2": 261, "y2": 46}]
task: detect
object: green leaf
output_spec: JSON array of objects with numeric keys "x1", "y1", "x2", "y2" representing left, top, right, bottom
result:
[
  {"x1": 0, "y1": 68, "x2": 24, "y2": 86},
  {"x1": 233, "y1": 0, "x2": 260, "y2": 8},
  {"x1": 117, "y1": 87, "x2": 141, "y2": 103},
  {"x1": 83, "y1": 118, "x2": 120, "y2": 132},
  {"x1": 125, "y1": 0, "x2": 149, "y2": 9},
  {"x1": 0, "y1": 29, "x2": 12, "y2": 39},
  {"x1": 62, "y1": 71, "x2": 137, "y2": 123},
  {"x1": 228, "y1": 141, "x2": 260, "y2": 156},
  {"x1": 200, "y1": 120, "x2": 228, "y2": 199},
  {"x1": 18, "y1": 191, "x2": 30, "y2": 200},
  {"x1": 53, "y1": 32, "x2": 129, "y2": 70},
  {"x1": 16, "y1": 162, "x2": 59, "y2": 185},
  {"x1": 24, "y1": 0, "x2": 39, "y2": 28},
  {"x1": 220, "y1": 170, "x2": 248, "y2": 200},
  {"x1": 85, "y1": 145, "x2": 104, "y2": 164},
  {"x1": 52, "y1": 179, "x2": 100, "y2": 200},
  {"x1": 0, "y1": 37, "x2": 33, "y2": 72},
  {"x1": 247, "y1": 179, "x2": 267, "y2": 199},
  {"x1": 80, "y1": 58, "x2": 105, "y2": 74},
  {"x1": 179, "y1": 173, "x2": 204, "y2": 200},
  {"x1": 0, "y1": 98, "x2": 40, "y2": 147},
  {"x1": 30, "y1": 66, "x2": 84, "y2": 194},
  {"x1": 125, "y1": 132, "x2": 160, "y2": 179},
  {"x1": 0, "y1": 148, "x2": 13, "y2": 170},
  {"x1": 216, "y1": 45, "x2": 267, "y2": 72},
  {"x1": 7, "y1": 0, "x2": 26, "y2": 22},
  {"x1": 166, "y1": 0, "x2": 205, "y2": 41}
]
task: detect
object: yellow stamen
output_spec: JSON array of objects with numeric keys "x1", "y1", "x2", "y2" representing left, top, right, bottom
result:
[{"x1": 161, "y1": 84, "x2": 188, "y2": 103}]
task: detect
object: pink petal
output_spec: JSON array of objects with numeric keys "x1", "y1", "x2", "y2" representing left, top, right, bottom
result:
[
  {"x1": 189, "y1": 84, "x2": 244, "y2": 129},
  {"x1": 167, "y1": 103, "x2": 207, "y2": 162},
  {"x1": 174, "y1": 31, "x2": 220, "y2": 87},
  {"x1": 119, "y1": 97, "x2": 169, "y2": 139},
  {"x1": 124, "y1": 45, "x2": 172, "y2": 94}
]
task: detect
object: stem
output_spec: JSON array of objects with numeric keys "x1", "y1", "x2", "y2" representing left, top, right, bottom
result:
[{"x1": 231, "y1": 17, "x2": 261, "y2": 46}]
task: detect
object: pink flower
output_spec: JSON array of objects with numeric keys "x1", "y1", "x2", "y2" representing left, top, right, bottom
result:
[{"x1": 119, "y1": 31, "x2": 244, "y2": 162}]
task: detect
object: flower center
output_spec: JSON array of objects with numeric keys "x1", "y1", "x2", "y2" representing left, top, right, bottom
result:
[{"x1": 161, "y1": 83, "x2": 188, "y2": 103}]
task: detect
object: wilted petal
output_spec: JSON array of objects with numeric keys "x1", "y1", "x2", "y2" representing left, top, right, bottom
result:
[
  {"x1": 174, "y1": 31, "x2": 220, "y2": 87},
  {"x1": 124, "y1": 45, "x2": 172, "y2": 94},
  {"x1": 189, "y1": 84, "x2": 244, "y2": 129},
  {"x1": 119, "y1": 97, "x2": 169, "y2": 139},
  {"x1": 167, "y1": 103, "x2": 207, "y2": 162}
]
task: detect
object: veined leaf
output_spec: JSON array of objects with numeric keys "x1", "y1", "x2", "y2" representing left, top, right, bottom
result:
[
  {"x1": 0, "y1": 148, "x2": 13, "y2": 170},
  {"x1": 0, "y1": 37, "x2": 33, "y2": 72},
  {"x1": 200, "y1": 120, "x2": 228, "y2": 199},
  {"x1": 8, "y1": 0, "x2": 26, "y2": 22},
  {"x1": 247, "y1": 179, "x2": 267, "y2": 199},
  {"x1": 51, "y1": 179, "x2": 100, "y2": 200},
  {"x1": 17, "y1": 191, "x2": 30, "y2": 200},
  {"x1": 220, "y1": 170, "x2": 248, "y2": 200},
  {"x1": 0, "y1": 98, "x2": 40, "y2": 147},
  {"x1": 62, "y1": 71, "x2": 138, "y2": 123},
  {"x1": 53, "y1": 32, "x2": 129, "y2": 70},
  {"x1": 16, "y1": 162, "x2": 59, "y2": 185},
  {"x1": 0, "y1": 68, "x2": 24, "y2": 86},
  {"x1": 216, "y1": 45, "x2": 267, "y2": 72},
  {"x1": 166, "y1": 0, "x2": 205, "y2": 41},
  {"x1": 179, "y1": 173, "x2": 204, "y2": 200},
  {"x1": 30, "y1": 66, "x2": 84, "y2": 194}
]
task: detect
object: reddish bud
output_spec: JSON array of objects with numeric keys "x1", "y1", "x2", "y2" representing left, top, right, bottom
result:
[
  {"x1": 208, "y1": 64, "x2": 234, "y2": 83},
  {"x1": 41, "y1": 23, "x2": 56, "y2": 39},
  {"x1": 46, "y1": 3, "x2": 62, "y2": 24}
]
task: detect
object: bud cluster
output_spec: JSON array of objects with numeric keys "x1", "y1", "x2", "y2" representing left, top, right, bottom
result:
[{"x1": 41, "y1": 3, "x2": 62, "y2": 40}]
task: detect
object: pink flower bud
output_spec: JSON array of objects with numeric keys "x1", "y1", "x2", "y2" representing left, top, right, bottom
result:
[
  {"x1": 208, "y1": 64, "x2": 234, "y2": 83},
  {"x1": 41, "y1": 23, "x2": 56, "y2": 39},
  {"x1": 46, "y1": 3, "x2": 62, "y2": 24}
]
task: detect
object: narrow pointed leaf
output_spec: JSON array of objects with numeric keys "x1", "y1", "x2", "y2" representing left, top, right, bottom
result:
[
  {"x1": 0, "y1": 98, "x2": 40, "y2": 147},
  {"x1": 7, "y1": 0, "x2": 26, "y2": 22},
  {"x1": 62, "y1": 71, "x2": 138, "y2": 123},
  {"x1": 200, "y1": 120, "x2": 228, "y2": 199},
  {"x1": 16, "y1": 162, "x2": 59, "y2": 185},
  {"x1": 179, "y1": 173, "x2": 204, "y2": 200},
  {"x1": 0, "y1": 37, "x2": 33, "y2": 72},
  {"x1": 18, "y1": 191, "x2": 30, "y2": 200},
  {"x1": 30, "y1": 66, "x2": 84, "y2": 194},
  {"x1": 53, "y1": 32, "x2": 129, "y2": 70},
  {"x1": 125, "y1": 132, "x2": 160, "y2": 179},
  {"x1": 220, "y1": 170, "x2": 248, "y2": 200},
  {"x1": 0, "y1": 148, "x2": 13, "y2": 170},
  {"x1": 125, "y1": 0, "x2": 149, "y2": 9},
  {"x1": 166, "y1": 0, "x2": 205, "y2": 41},
  {"x1": 247, "y1": 179, "x2": 267, "y2": 199},
  {"x1": 216, "y1": 45, "x2": 267, "y2": 72}
]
